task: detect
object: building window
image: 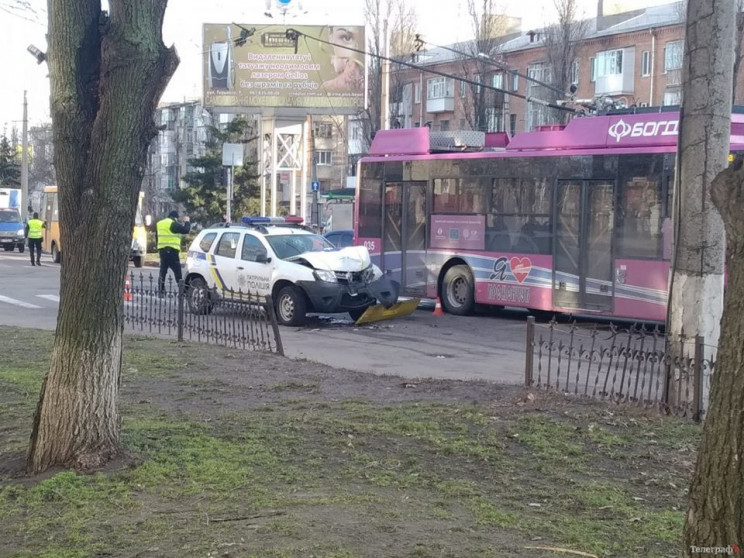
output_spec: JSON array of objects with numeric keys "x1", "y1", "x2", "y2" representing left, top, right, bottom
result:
[
  {"x1": 460, "y1": 80, "x2": 467, "y2": 98},
  {"x1": 570, "y1": 60, "x2": 579, "y2": 86},
  {"x1": 492, "y1": 73, "x2": 503, "y2": 89},
  {"x1": 594, "y1": 49, "x2": 623, "y2": 78},
  {"x1": 663, "y1": 86, "x2": 682, "y2": 106},
  {"x1": 440, "y1": 120, "x2": 450, "y2": 131},
  {"x1": 351, "y1": 124, "x2": 362, "y2": 140},
  {"x1": 641, "y1": 51, "x2": 651, "y2": 77},
  {"x1": 485, "y1": 108, "x2": 502, "y2": 132},
  {"x1": 590, "y1": 57, "x2": 595, "y2": 82},
  {"x1": 665, "y1": 40, "x2": 684, "y2": 72},
  {"x1": 316, "y1": 150, "x2": 332, "y2": 166},
  {"x1": 511, "y1": 71, "x2": 519, "y2": 91},
  {"x1": 427, "y1": 77, "x2": 454, "y2": 99},
  {"x1": 313, "y1": 122, "x2": 333, "y2": 138},
  {"x1": 509, "y1": 114, "x2": 517, "y2": 136},
  {"x1": 414, "y1": 83, "x2": 421, "y2": 103}
]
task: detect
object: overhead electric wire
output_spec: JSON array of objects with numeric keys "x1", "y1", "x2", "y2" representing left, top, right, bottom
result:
[
  {"x1": 284, "y1": 27, "x2": 577, "y2": 113},
  {"x1": 418, "y1": 37, "x2": 568, "y2": 97}
]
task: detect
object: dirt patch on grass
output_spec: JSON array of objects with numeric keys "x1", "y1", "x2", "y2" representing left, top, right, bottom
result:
[{"x1": 0, "y1": 328, "x2": 700, "y2": 558}]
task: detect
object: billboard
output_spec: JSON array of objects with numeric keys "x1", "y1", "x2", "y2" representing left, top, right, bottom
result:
[{"x1": 203, "y1": 24, "x2": 366, "y2": 112}]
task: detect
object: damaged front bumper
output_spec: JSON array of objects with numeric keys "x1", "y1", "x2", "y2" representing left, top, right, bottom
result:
[{"x1": 297, "y1": 274, "x2": 400, "y2": 314}]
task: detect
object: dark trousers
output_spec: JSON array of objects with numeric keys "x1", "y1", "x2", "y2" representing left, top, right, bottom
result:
[
  {"x1": 158, "y1": 248, "x2": 182, "y2": 294},
  {"x1": 28, "y1": 238, "x2": 42, "y2": 264}
]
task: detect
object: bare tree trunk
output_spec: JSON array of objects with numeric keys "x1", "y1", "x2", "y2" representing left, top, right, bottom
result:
[
  {"x1": 683, "y1": 157, "x2": 744, "y2": 552},
  {"x1": 27, "y1": 0, "x2": 178, "y2": 473},
  {"x1": 667, "y1": 0, "x2": 735, "y2": 408},
  {"x1": 734, "y1": 1, "x2": 744, "y2": 103}
]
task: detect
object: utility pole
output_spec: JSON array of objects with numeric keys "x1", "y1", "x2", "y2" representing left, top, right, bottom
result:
[
  {"x1": 380, "y1": 19, "x2": 390, "y2": 131},
  {"x1": 309, "y1": 115, "x2": 319, "y2": 228},
  {"x1": 21, "y1": 91, "x2": 29, "y2": 217}
]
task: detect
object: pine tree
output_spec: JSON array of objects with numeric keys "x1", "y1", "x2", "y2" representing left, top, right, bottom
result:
[
  {"x1": 0, "y1": 135, "x2": 21, "y2": 186},
  {"x1": 171, "y1": 117, "x2": 261, "y2": 224}
]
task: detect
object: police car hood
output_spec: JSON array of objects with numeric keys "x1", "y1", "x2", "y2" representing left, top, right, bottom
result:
[{"x1": 298, "y1": 246, "x2": 371, "y2": 272}]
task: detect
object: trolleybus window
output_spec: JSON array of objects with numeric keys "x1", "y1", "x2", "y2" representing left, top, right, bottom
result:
[
  {"x1": 487, "y1": 177, "x2": 552, "y2": 254},
  {"x1": 358, "y1": 180, "x2": 382, "y2": 239}
]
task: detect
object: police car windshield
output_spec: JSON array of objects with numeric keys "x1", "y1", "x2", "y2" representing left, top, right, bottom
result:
[
  {"x1": 0, "y1": 210, "x2": 21, "y2": 223},
  {"x1": 266, "y1": 234, "x2": 335, "y2": 260}
]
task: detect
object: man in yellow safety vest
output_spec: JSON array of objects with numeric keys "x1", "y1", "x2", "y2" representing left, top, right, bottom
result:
[
  {"x1": 155, "y1": 210, "x2": 190, "y2": 296},
  {"x1": 25, "y1": 212, "x2": 46, "y2": 267}
]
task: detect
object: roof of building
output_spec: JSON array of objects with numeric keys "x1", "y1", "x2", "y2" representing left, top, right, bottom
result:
[{"x1": 497, "y1": 1, "x2": 685, "y2": 55}]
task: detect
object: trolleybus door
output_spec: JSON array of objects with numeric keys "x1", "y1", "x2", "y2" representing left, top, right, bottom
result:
[
  {"x1": 554, "y1": 180, "x2": 614, "y2": 312},
  {"x1": 383, "y1": 181, "x2": 428, "y2": 297}
]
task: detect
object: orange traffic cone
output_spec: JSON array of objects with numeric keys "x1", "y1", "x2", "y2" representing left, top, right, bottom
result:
[
  {"x1": 433, "y1": 297, "x2": 444, "y2": 317},
  {"x1": 124, "y1": 278, "x2": 133, "y2": 302}
]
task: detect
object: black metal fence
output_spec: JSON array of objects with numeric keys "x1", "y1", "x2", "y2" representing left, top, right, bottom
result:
[
  {"x1": 524, "y1": 317, "x2": 716, "y2": 421},
  {"x1": 123, "y1": 272, "x2": 284, "y2": 355}
]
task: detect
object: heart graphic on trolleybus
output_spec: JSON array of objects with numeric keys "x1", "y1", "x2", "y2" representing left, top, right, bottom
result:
[{"x1": 509, "y1": 257, "x2": 532, "y2": 283}]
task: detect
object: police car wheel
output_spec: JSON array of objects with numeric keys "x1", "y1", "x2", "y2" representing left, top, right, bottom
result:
[
  {"x1": 187, "y1": 277, "x2": 213, "y2": 315},
  {"x1": 276, "y1": 286, "x2": 307, "y2": 326},
  {"x1": 17, "y1": 244, "x2": 25, "y2": 253}
]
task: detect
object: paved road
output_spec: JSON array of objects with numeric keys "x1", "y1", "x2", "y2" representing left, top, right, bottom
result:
[{"x1": 0, "y1": 250, "x2": 529, "y2": 384}]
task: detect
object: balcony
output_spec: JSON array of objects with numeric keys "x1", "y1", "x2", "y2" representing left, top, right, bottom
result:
[
  {"x1": 426, "y1": 95, "x2": 455, "y2": 113},
  {"x1": 594, "y1": 47, "x2": 635, "y2": 96}
]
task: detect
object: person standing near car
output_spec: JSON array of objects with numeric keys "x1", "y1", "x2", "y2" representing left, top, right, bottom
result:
[
  {"x1": 25, "y1": 212, "x2": 45, "y2": 266},
  {"x1": 155, "y1": 210, "x2": 190, "y2": 295}
]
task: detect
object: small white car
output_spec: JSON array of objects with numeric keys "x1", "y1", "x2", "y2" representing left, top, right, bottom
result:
[{"x1": 184, "y1": 216, "x2": 399, "y2": 326}]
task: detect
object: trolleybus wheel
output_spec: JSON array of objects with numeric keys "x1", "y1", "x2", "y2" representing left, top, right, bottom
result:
[{"x1": 442, "y1": 265, "x2": 475, "y2": 316}]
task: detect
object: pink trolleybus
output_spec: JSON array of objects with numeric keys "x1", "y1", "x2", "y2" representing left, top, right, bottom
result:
[{"x1": 355, "y1": 110, "x2": 744, "y2": 323}]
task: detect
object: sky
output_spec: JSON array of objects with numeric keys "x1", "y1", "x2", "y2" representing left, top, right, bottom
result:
[{"x1": 0, "y1": 0, "x2": 669, "y2": 133}]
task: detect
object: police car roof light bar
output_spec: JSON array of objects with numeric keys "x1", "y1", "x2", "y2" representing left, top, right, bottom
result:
[
  {"x1": 242, "y1": 216, "x2": 305, "y2": 226},
  {"x1": 242, "y1": 216, "x2": 272, "y2": 225}
]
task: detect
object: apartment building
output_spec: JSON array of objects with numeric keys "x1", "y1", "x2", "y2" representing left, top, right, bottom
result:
[
  {"x1": 143, "y1": 100, "x2": 214, "y2": 217},
  {"x1": 387, "y1": 1, "x2": 744, "y2": 135}
]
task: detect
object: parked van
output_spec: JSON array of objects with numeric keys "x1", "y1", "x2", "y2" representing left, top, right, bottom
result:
[{"x1": 0, "y1": 208, "x2": 25, "y2": 252}]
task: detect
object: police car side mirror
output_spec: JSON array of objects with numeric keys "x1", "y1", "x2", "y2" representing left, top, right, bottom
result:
[{"x1": 255, "y1": 252, "x2": 271, "y2": 264}]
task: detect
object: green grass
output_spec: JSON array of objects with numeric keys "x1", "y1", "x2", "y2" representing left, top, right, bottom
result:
[{"x1": 0, "y1": 327, "x2": 700, "y2": 558}]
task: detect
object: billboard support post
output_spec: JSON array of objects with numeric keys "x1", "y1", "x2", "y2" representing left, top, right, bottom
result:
[{"x1": 222, "y1": 143, "x2": 244, "y2": 223}]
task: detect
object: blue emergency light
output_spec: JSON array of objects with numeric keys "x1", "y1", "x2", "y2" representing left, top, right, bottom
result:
[{"x1": 241, "y1": 216, "x2": 305, "y2": 225}]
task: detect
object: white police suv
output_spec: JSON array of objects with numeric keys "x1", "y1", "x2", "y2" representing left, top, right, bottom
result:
[{"x1": 185, "y1": 216, "x2": 399, "y2": 326}]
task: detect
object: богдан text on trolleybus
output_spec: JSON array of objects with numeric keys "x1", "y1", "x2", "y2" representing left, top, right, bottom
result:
[{"x1": 354, "y1": 110, "x2": 744, "y2": 323}]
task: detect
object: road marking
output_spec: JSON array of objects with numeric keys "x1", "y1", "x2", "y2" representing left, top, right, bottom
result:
[
  {"x1": 36, "y1": 294, "x2": 60, "y2": 302},
  {"x1": 0, "y1": 295, "x2": 42, "y2": 309}
]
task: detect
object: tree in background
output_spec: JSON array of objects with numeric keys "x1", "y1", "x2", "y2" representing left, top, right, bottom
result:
[
  {"x1": 543, "y1": 0, "x2": 588, "y2": 124},
  {"x1": 734, "y1": 0, "x2": 744, "y2": 102},
  {"x1": 362, "y1": 0, "x2": 417, "y2": 148},
  {"x1": 171, "y1": 117, "x2": 260, "y2": 225},
  {"x1": 29, "y1": 124, "x2": 56, "y2": 192},
  {"x1": 26, "y1": 0, "x2": 178, "y2": 473},
  {"x1": 459, "y1": 0, "x2": 513, "y2": 132},
  {"x1": 0, "y1": 135, "x2": 21, "y2": 186}
]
